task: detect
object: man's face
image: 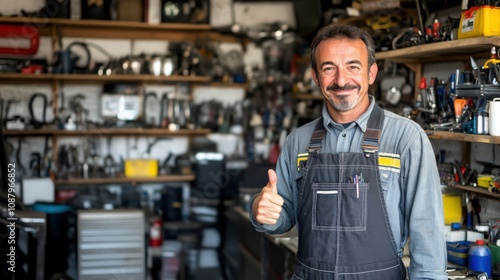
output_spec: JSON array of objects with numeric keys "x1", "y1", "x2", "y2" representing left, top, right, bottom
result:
[{"x1": 312, "y1": 37, "x2": 377, "y2": 117}]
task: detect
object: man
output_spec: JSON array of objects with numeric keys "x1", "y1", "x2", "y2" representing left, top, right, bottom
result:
[{"x1": 250, "y1": 24, "x2": 447, "y2": 279}]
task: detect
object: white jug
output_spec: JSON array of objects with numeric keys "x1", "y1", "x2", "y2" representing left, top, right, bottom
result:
[{"x1": 489, "y1": 98, "x2": 500, "y2": 136}]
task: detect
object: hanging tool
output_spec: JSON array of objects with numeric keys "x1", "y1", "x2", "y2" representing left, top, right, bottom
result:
[
  {"x1": 41, "y1": 136, "x2": 51, "y2": 177},
  {"x1": 15, "y1": 138, "x2": 27, "y2": 178},
  {"x1": 29, "y1": 152, "x2": 41, "y2": 177},
  {"x1": 143, "y1": 91, "x2": 158, "y2": 127},
  {"x1": 69, "y1": 94, "x2": 89, "y2": 129},
  {"x1": 4, "y1": 99, "x2": 25, "y2": 130},
  {"x1": 470, "y1": 56, "x2": 479, "y2": 84},
  {"x1": 28, "y1": 92, "x2": 48, "y2": 129},
  {"x1": 103, "y1": 137, "x2": 116, "y2": 177},
  {"x1": 486, "y1": 62, "x2": 499, "y2": 84},
  {"x1": 160, "y1": 152, "x2": 173, "y2": 175},
  {"x1": 160, "y1": 93, "x2": 170, "y2": 128}
]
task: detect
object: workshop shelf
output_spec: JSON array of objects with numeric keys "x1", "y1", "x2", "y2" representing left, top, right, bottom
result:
[
  {"x1": 2, "y1": 128, "x2": 211, "y2": 137},
  {"x1": 0, "y1": 73, "x2": 211, "y2": 84},
  {"x1": 54, "y1": 174, "x2": 195, "y2": 186},
  {"x1": 0, "y1": 16, "x2": 241, "y2": 42},
  {"x1": 426, "y1": 130, "x2": 500, "y2": 145},
  {"x1": 376, "y1": 36, "x2": 500, "y2": 63},
  {"x1": 453, "y1": 184, "x2": 500, "y2": 200}
]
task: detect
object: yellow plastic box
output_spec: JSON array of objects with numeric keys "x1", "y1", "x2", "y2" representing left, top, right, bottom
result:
[
  {"x1": 477, "y1": 174, "x2": 494, "y2": 189},
  {"x1": 124, "y1": 159, "x2": 158, "y2": 177},
  {"x1": 458, "y1": 5, "x2": 500, "y2": 39},
  {"x1": 442, "y1": 194, "x2": 462, "y2": 225}
]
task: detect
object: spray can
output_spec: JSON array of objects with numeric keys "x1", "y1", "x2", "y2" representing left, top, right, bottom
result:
[{"x1": 468, "y1": 239, "x2": 491, "y2": 278}]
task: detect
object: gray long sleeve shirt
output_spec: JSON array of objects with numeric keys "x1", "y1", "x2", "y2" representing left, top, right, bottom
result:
[{"x1": 250, "y1": 96, "x2": 447, "y2": 280}]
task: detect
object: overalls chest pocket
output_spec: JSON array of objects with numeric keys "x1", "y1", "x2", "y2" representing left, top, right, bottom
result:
[{"x1": 312, "y1": 182, "x2": 368, "y2": 231}]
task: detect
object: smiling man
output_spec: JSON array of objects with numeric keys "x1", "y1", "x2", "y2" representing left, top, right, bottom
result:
[{"x1": 250, "y1": 24, "x2": 447, "y2": 280}]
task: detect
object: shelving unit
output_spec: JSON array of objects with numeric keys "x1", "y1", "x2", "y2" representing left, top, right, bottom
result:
[
  {"x1": 3, "y1": 128, "x2": 211, "y2": 137},
  {"x1": 377, "y1": 36, "x2": 500, "y2": 97},
  {"x1": 0, "y1": 16, "x2": 240, "y2": 188},
  {"x1": 376, "y1": 36, "x2": 500, "y2": 200},
  {"x1": 453, "y1": 184, "x2": 500, "y2": 200},
  {"x1": 54, "y1": 174, "x2": 195, "y2": 186},
  {"x1": 426, "y1": 130, "x2": 500, "y2": 145}
]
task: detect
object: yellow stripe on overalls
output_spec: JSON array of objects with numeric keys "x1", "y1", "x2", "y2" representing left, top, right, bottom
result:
[
  {"x1": 378, "y1": 152, "x2": 401, "y2": 169},
  {"x1": 297, "y1": 153, "x2": 308, "y2": 170}
]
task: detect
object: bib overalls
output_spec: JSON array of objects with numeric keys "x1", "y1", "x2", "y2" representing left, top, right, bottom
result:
[{"x1": 293, "y1": 104, "x2": 407, "y2": 280}]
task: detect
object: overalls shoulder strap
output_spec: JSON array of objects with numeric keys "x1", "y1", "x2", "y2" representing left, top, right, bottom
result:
[
  {"x1": 362, "y1": 103, "x2": 384, "y2": 156},
  {"x1": 307, "y1": 118, "x2": 325, "y2": 154}
]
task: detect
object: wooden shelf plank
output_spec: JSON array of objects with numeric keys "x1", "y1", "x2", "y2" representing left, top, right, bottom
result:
[
  {"x1": 54, "y1": 174, "x2": 195, "y2": 186},
  {"x1": 0, "y1": 73, "x2": 53, "y2": 82},
  {"x1": 3, "y1": 128, "x2": 211, "y2": 137},
  {"x1": 0, "y1": 17, "x2": 240, "y2": 42},
  {"x1": 0, "y1": 73, "x2": 211, "y2": 83},
  {"x1": 426, "y1": 130, "x2": 500, "y2": 144},
  {"x1": 376, "y1": 37, "x2": 500, "y2": 63},
  {"x1": 53, "y1": 74, "x2": 211, "y2": 83},
  {"x1": 453, "y1": 184, "x2": 500, "y2": 200},
  {"x1": 0, "y1": 17, "x2": 210, "y2": 30}
]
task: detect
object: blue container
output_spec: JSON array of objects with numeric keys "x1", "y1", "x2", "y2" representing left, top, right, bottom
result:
[
  {"x1": 468, "y1": 240, "x2": 492, "y2": 278},
  {"x1": 447, "y1": 241, "x2": 470, "y2": 266}
]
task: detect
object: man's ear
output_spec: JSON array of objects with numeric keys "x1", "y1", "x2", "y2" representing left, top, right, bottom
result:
[
  {"x1": 311, "y1": 68, "x2": 319, "y2": 86},
  {"x1": 368, "y1": 63, "x2": 378, "y2": 85}
]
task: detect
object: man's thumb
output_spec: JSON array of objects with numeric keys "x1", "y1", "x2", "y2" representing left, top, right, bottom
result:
[{"x1": 267, "y1": 169, "x2": 278, "y2": 193}]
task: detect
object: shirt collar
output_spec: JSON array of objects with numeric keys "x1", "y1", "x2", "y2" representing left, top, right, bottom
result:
[{"x1": 321, "y1": 95, "x2": 375, "y2": 133}]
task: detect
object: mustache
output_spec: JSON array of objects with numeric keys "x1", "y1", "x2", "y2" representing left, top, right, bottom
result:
[{"x1": 327, "y1": 84, "x2": 360, "y2": 91}]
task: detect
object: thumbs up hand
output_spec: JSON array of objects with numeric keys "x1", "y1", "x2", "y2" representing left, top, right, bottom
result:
[{"x1": 252, "y1": 169, "x2": 284, "y2": 225}]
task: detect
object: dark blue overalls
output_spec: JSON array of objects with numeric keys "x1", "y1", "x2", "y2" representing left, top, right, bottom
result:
[{"x1": 292, "y1": 104, "x2": 407, "y2": 280}]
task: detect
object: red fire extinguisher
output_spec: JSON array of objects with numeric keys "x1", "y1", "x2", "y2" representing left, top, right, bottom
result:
[{"x1": 149, "y1": 216, "x2": 163, "y2": 247}]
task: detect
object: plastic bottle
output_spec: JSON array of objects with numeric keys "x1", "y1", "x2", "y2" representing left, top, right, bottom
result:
[{"x1": 468, "y1": 239, "x2": 492, "y2": 278}]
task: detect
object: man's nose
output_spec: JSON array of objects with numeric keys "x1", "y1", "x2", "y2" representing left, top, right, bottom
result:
[{"x1": 335, "y1": 69, "x2": 348, "y2": 87}]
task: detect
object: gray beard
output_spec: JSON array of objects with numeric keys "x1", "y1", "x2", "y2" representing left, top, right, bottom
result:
[{"x1": 327, "y1": 94, "x2": 356, "y2": 112}]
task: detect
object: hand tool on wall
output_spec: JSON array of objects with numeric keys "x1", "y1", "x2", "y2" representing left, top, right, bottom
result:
[
  {"x1": 171, "y1": 93, "x2": 181, "y2": 131},
  {"x1": 160, "y1": 92, "x2": 178, "y2": 130},
  {"x1": 486, "y1": 62, "x2": 499, "y2": 84},
  {"x1": 160, "y1": 152, "x2": 173, "y2": 175},
  {"x1": 29, "y1": 152, "x2": 41, "y2": 178},
  {"x1": 69, "y1": 145, "x2": 81, "y2": 178},
  {"x1": 4, "y1": 99, "x2": 25, "y2": 130},
  {"x1": 160, "y1": 93, "x2": 170, "y2": 128},
  {"x1": 41, "y1": 136, "x2": 51, "y2": 177},
  {"x1": 143, "y1": 91, "x2": 159, "y2": 127},
  {"x1": 470, "y1": 56, "x2": 479, "y2": 84},
  {"x1": 15, "y1": 138, "x2": 27, "y2": 178},
  {"x1": 103, "y1": 137, "x2": 116, "y2": 177},
  {"x1": 28, "y1": 93, "x2": 48, "y2": 129},
  {"x1": 69, "y1": 94, "x2": 89, "y2": 130}
]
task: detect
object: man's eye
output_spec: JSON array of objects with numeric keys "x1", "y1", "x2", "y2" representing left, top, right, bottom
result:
[{"x1": 322, "y1": 67, "x2": 334, "y2": 74}]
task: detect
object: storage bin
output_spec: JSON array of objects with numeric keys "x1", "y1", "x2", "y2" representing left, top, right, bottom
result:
[
  {"x1": 489, "y1": 244, "x2": 500, "y2": 267},
  {"x1": 458, "y1": 5, "x2": 500, "y2": 39},
  {"x1": 447, "y1": 241, "x2": 471, "y2": 266},
  {"x1": 443, "y1": 194, "x2": 463, "y2": 225}
]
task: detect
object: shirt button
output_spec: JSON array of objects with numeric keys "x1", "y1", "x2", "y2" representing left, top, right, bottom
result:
[{"x1": 342, "y1": 133, "x2": 346, "y2": 137}]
